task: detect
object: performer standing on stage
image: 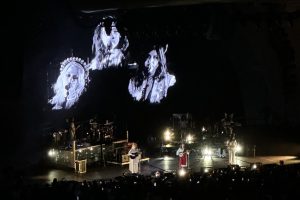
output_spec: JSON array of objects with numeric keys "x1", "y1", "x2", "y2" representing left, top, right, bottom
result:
[
  {"x1": 128, "y1": 143, "x2": 141, "y2": 173},
  {"x1": 176, "y1": 143, "x2": 189, "y2": 168},
  {"x1": 227, "y1": 134, "x2": 238, "y2": 165}
]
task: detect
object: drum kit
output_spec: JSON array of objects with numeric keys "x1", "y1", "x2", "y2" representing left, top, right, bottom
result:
[{"x1": 51, "y1": 118, "x2": 114, "y2": 147}]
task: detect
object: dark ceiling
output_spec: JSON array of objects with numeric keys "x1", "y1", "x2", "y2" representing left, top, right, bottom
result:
[{"x1": 69, "y1": 0, "x2": 283, "y2": 11}]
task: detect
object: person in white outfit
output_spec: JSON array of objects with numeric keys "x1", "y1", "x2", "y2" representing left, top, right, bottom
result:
[
  {"x1": 128, "y1": 143, "x2": 141, "y2": 173},
  {"x1": 227, "y1": 135, "x2": 238, "y2": 165}
]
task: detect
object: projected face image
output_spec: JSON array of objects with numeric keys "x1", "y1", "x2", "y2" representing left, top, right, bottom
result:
[
  {"x1": 110, "y1": 26, "x2": 121, "y2": 49},
  {"x1": 49, "y1": 57, "x2": 88, "y2": 110},
  {"x1": 128, "y1": 45, "x2": 176, "y2": 103},
  {"x1": 88, "y1": 17, "x2": 129, "y2": 71},
  {"x1": 145, "y1": 50, "x2": 159, "y2": 76},
  {"x1": 62, "y1": 65, "x2": 81, "y2": 97}
]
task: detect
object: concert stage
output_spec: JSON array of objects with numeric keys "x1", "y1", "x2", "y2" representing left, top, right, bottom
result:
[{"x1": 28, "y1": 155, "x2": 300, "y2": 184}]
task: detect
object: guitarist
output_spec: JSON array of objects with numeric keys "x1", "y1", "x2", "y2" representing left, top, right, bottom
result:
[
  {"x1": 176, "y1": 143, "x2": 189, "y2": 168},
  {"x1": 128, "y1": 143, "x2": 141, "y2": 173}
]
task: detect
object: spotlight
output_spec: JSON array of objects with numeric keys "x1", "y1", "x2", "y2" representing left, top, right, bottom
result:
[
  {"x1": 178, "y1": 168, "x2": 187, "y2": 177},
  {"x1": 235, "y1": 144, "x2": 242, "y2": 153},
  {"x1": 48, "y1": 149, "x2": 56, "y2": 157},
  {"x1": 164, "y1": 129, "x2": 173, "y2": 141},
  {"x1": 186, "y1": 134, "x2": 193, "y2": 143},
  {"x1": 250, "y1": 162, "x2": 262, "y2": 170},
  {"x1": 203, "y1": 147, "x2": 212, "y2": 155},
  {"x1": 202, "y1": 147, "x2": 213, "y2": 159}
]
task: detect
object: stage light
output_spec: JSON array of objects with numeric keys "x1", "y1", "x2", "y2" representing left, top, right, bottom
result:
[
  {"x1": 186, "y1": 134, "x2": 193, "y2": 144},
  {"x1": 204, "y1": 168, "x2": 209, "y2": 173},
  {"x1": 250, "y1": 162, "x2": 261, "y2": 170},
  {"x1": 164, "y1": 129, "x2": 173, "y2": 141},
  {"x1": 235, "y1": 144, "x2": 242, "y2": 153},
  {"x1": 202, "y1": 147, "x2": 213, "y2": 158},
  {"x1": 48, "y1": 149, "x2": 56, "y2": 157},
  {"x1": 165, "y1": 144, "x2": 172, "y2": 148},
  {"x1": 178, "y1": 168, "x2": 186, "y2": 177}
]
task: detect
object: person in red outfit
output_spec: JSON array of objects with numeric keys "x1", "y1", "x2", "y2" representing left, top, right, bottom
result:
[{"x1": 176, "y1": 143, "x2": 189, "y2": 168}]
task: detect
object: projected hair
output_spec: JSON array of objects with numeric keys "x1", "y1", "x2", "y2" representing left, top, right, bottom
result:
[{"x1": 91, "y1": 16, "x2": 129, "y2": 68}]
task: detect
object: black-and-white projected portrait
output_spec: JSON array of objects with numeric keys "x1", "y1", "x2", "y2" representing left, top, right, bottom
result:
[
  {"x1": 49, "y1": 57, "x2": 89, "y2": 110},
  {"x1": 128, "y1": 45, "x2": 176, "y2": 103},
  {"x1": 88, "y1": 16, "x2": 129, "y2": 70}
]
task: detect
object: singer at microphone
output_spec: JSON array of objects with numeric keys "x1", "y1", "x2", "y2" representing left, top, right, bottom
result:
[{"x1": 128, "y1": 143, "x2": 141, "y2": 173}]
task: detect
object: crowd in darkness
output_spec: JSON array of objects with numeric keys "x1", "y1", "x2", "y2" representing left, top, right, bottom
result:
[{"x1": 7, "y1": 163, "x2": 300, "y2": 200}]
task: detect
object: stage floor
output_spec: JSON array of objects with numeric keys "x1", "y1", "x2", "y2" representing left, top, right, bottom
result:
[{"x1": 29, "y1": 155, "x2": 300, "y2": 184}]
